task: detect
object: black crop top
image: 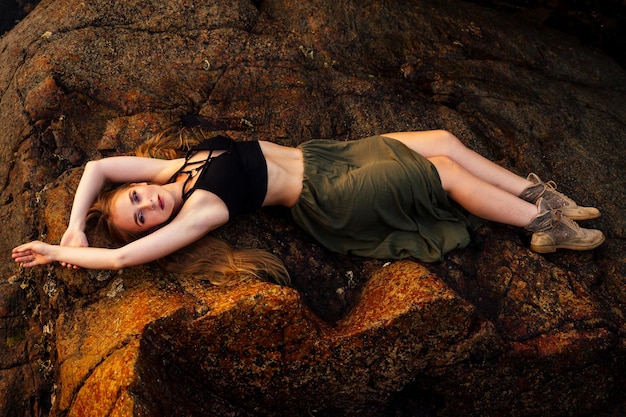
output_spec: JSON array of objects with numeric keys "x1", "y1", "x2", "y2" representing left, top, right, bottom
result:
[{"x1": 167, "y1": 136, "x2": 268, "y2": 218}]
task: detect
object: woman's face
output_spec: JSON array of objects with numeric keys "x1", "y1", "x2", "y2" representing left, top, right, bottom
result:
[{"x1": 110, "y1": 183, "x2": 177, "y2": 234}]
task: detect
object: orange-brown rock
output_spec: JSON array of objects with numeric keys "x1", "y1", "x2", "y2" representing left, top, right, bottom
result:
[{"x1": 1, "y1": 0, "x2": 624, "y2": 416}]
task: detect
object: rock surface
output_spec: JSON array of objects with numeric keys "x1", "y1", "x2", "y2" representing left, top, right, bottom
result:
[
  {"x1": 0, "y1": 0, "x2": 625, "y2": 416},
  {"x1": 465, "y1": 0, "x2": 626, "y2": 69}
]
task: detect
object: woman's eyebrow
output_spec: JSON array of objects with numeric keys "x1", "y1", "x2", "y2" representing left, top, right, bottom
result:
[{"x1": 129, "y1": 191, "x2": 141, "y2": 226}]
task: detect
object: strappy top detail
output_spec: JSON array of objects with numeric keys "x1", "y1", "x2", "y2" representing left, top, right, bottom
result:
[{"x1": 167, "y1": 135, "x2": 268, "y2": 218}]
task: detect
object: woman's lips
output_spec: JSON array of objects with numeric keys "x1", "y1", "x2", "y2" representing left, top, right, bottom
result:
[{"x1": 158, "y1": 195, "x2": 164, "y2": 210}]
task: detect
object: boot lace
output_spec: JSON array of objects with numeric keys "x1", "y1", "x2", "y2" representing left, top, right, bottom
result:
[
  {"x1": 543, "y1": 180, "x2": 576, "y2": 207},
  {"x1": 547, "y1": 209, "x2": 581, "y2": 241}
]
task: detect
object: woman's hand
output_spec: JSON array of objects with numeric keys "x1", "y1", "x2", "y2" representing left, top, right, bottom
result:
[
  {"x1": 60, "y1": 228, "x2": 89, "y2": 247},
  {"x1": 60, "y1": 228, "x2": 89, "y2": 269},
  {"x1": 12, "y1": 241, "x2": 56, "y2": 268}
]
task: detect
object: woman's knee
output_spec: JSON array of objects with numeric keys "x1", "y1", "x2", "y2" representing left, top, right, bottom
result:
[
  {"x1": 436, "y1": 130, "x2": 465, "y2": 157},
  {"x1": 428, "y1": 155, "x2": 463, "y2": 189},
  {"x1": 429, "y1": 155, "x2": 457, "y2": 170}
]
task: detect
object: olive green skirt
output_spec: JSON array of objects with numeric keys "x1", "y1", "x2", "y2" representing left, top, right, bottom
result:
[{"x1": 290, "y1": 135, "x2": 475, "y2": 262}]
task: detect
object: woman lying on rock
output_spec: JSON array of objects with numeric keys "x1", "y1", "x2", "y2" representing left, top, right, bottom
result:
[{"x1": 13, "y1": 127, "x2": 604, "y2": 285}]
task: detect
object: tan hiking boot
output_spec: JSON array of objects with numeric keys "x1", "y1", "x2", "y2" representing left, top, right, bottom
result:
[
  {"x1": 525, "y1": 198, "x2": 605, "y2": 253},
  {"x1": 519, "y1": 173, "x2": 600, "y2": 221}
]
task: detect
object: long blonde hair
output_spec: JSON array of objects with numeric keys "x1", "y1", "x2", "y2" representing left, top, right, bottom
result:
[{"x1": 88, "y1": 127, "x2": 291, "y2": 286}]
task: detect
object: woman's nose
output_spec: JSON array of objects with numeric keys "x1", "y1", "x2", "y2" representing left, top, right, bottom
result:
[{"x1": 140, "y1": 199, "x2": 155, "y2": 210}]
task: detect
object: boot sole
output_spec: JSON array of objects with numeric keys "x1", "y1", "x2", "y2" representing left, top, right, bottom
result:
[{"x1": 531, "y1": 235, "x2": 606, "y2": 253}]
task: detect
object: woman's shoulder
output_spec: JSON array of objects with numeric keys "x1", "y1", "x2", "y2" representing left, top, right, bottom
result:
[
  {"x1": 175, "y1": 187, "x2": 231, "y2": 228},
  {"x1": 145, "y1": 156, "x2": 187, "y2": 185}
]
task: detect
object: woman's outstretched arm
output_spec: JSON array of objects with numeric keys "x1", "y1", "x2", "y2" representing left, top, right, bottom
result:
[
  {"x1": 15, "y1": 192, "x2": 228, "y2": 270},
  {"x1": 61, "y1": 160, "x2": 109, "y2": 249},
  {"x1": 14, "y1": 241, "x2": 128, "y2": 270}
]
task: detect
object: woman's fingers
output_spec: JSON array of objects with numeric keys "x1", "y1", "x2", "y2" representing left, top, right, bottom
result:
[
  {"x1": 12, "y1": 251, "x2": 37, "y2": 267},
  {"x1": 12, "y1": 253, "x2": 30, "y2": 263},
  {"x1": 12, "y1": 247, "x2": 33, "y2": 261},
  {"x1": 11, "y1": 241, "x2": 52, "y2": 268}
]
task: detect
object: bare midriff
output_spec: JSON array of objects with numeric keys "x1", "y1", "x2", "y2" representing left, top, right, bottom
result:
[{"x1": 259, "y1": 141, "x2": 304, "y2": 208}]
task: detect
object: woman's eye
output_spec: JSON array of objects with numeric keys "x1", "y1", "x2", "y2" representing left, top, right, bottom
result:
[
  {"x1": 138, "y1": 212, "x2": 145, "y2": 225},
  {"x1": 132, "y1": 191, "x2": 139, "y2": 202}
]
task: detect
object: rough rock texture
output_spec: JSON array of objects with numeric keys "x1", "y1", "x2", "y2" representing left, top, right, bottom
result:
[
  {"x1": 0, "y1": 0, "x2": 625, "y2": 416},
  {"x1": 5, "y1": 0, "x2": 626, "y2": 68},
  {"x1": 465, "y1": 0, "x2": 626, "y2": 69}
]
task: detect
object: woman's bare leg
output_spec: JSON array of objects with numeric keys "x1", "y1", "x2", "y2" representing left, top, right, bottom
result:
[
  {"x1": 428, "y1": 155, "x2": 537, "y2": 227},
  {"x1": 382, "y1": 130, "x2": 532, "y2": 196}
]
